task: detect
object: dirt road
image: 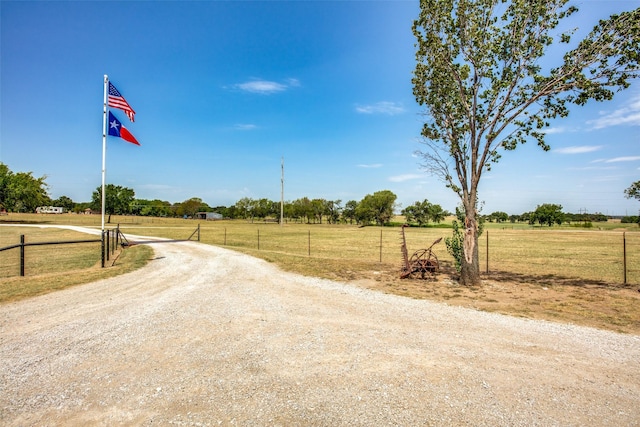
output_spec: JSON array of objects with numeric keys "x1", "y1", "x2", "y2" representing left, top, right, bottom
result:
[{"x1": 1, "y1": 232, "x2": 639, "y2": 426}]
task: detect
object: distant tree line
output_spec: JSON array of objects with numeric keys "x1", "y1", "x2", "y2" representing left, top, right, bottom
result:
[
  {"x1": 2, "y1": 163, "x2": 638, "y2": 227},
  {"x1": 483, "y1": 204, "x2": 630, "y2": 227}
]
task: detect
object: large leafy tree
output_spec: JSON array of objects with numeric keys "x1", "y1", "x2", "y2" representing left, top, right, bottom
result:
[
  {"x1": 357, "y1": 190, "x2": 397, "y2": 226},
  {"x1": 412, "y1": 0, "x2": 640, "y2": 285},
  {"x1": 91, "y1": 184, "x2": 135, "y2": 218},
  {"x1": 0, "y1": 163, "x2": 50, "y2": 212}
]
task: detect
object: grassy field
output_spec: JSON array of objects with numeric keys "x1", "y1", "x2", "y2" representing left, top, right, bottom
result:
[{"x1": 2, "y1": 213, "x2": 639, "y2": 334}]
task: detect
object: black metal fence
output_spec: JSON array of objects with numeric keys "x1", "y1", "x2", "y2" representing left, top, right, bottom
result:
[
  {"x1": 0, "y1": 225, "x2": 200, "y2": 279},
  {"x1": 0, "y1": 227, "x2": 124, "y2": 277}
]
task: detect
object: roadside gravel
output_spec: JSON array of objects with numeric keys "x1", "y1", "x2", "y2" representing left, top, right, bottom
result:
[{"x1": 1, "y1": 229, "x2": 639, "y2": 426}]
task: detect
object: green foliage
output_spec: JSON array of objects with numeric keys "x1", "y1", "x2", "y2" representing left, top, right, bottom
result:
[
  {"x1": 530, "y1": 203, "x2": 565, "y2": 226},
  {"x1": 52, "y1": 195, "x2": 75, "y2": 211},
  {"x1": 445, "y1": 206, "x2": 484, "y2": 273},
  {"x1": 0, "y1": 163, "x2": 50, "y2": 212},
  {"x1": 356, "y1": 190, "x2": 397, "y2": 226},
  {"x1": 412, "y1": 0, "x2": 640, "y2": 284},
  {"x1": 445, "y1": 216, "x2": 465, "y2": 273},
  {"x1": 91, "y1": 184, "x2": 135, "y2": 215},
  {"x1": 624, "y1": 181, "x2": 640, "y2": 201},
  {"x1": 402, "y1": 199, "x2": 446, "y2": 226},
  {"x1": 485, "y1": 211, "x2": 509, "y2": 223},
  {"x1": 621, "y1": 215, "x2": 639, "y2": 224}
]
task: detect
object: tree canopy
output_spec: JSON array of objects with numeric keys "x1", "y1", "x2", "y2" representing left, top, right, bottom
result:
[
  {"x1": 412, "y1": 0, "x2": 640, "y2": 285},
  {"x1": 91, "y1": 184, "x2": 135, "y2": 216},
  {"x1": 0, "y1": 163, "x2": 50, "y2": 212},
  {"x1": 624, "y1": 181, "x2": 640, "y2": 202}
]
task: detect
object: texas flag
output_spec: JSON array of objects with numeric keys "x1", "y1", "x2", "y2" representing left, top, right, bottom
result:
[{"x1": 107, "y1": 111, "x2": 140, "y2": 145}]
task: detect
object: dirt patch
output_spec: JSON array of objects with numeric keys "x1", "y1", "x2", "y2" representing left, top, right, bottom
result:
[
  {"x1": 348, "y1": 265, "x2": 640, "y2": 335},
  {"x1": 1, "y1": 236, "x2": 639, "y2": 426}
]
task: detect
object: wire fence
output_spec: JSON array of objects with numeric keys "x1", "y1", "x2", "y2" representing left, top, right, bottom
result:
[
  {"x1": 2, "y1": 223, "x2": 639, "y2": 285},
  {"x1": 0, "y1": 228, "x2": 123, "y2": 278},
  {"x1": 200, "y1": 226, "x2": 640, "y2": 285}
]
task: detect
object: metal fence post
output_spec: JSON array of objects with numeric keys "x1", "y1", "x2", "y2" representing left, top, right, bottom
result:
[
  {"x1": 486, "y1": 231, "x2": 489, "y2": 273},
  {"x1": 623, "y1": 232, "x2": 627, "y2": 285},
  {"x1": 20, "y1": 235, "x2": 25, "y2": 277},
  {"x1": 101, "y1": 230, "x2": 105, "y2": 268}
]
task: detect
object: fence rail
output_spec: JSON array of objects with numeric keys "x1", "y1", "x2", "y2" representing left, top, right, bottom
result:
[
  {"x1": 0, "y1": 225, "x2": 201, "y2": 279},
  {"x1": 204, "y1": 226, "x2": 640, "y2": 285},
  {"x1": 0, "y1": 228, "x2": 124, "y2": 277}
]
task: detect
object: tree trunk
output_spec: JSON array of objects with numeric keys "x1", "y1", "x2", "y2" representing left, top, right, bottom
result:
[{"x1": 460, "y1": 211, "x2": 481, "y2": 286}]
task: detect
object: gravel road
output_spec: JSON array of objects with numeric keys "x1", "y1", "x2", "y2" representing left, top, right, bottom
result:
[{"x1": 1, "y1": 229, "x2": 639, "y2": 426}]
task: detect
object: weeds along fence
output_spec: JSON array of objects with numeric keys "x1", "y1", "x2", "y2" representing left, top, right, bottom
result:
[
  {"x1": 194, "y1": 225, "x2": 640, "y2": 285},
  {"x1": 0, "y1": 227, "x2": 123, "y2": 278}
]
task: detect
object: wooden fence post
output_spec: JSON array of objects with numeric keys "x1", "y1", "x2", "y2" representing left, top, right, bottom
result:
[
  {"x1": 308, "y1": 230, "x2": 311, "y2": 257},
  {"x1": 379, "y1": 229, "x2": 383, "y2": 263}
]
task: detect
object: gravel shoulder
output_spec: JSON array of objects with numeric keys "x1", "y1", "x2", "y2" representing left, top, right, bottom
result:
[{"x1": 1, "y1": 229, "x2": 639, "y2": 426}]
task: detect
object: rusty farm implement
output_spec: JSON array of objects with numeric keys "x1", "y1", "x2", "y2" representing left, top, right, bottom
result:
[{"x1": 400, "y1": 225, "x2": 442, "y2": 279}]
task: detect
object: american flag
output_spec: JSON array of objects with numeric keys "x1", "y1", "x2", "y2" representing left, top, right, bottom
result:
[{"x1": 108, "y1": 82, "x2": 136, "y2": 122}]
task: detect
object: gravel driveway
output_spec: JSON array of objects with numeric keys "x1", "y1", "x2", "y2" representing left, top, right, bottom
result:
[{"x1": 1, "y1": 230, "x2": 639, "y2": 426}]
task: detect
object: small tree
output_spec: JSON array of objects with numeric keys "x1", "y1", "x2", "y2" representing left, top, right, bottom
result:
[
  {"x1": 402, "y1": 200, "x2": 432, "y2": 226},
  {"x1": 342, "y1": 200, "x2": 358, "y2": 224},
  {"x1": 530, "y1": 203, "x2": 564, "y2": 226},
  {"x1": 52, "y1": 195, "x2": 75, "y2": 211}
]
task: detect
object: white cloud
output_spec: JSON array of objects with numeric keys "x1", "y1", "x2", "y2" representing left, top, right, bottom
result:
[
  {"x1": 355, "y1": 101, "x2": 405, "y2": 115},
  {"x1": 285, "y1": 78, "x2": 301, "y2": 87},
  {"x1": 587, "y1": 93, "x2": 640, "y2": 129},
  {"x1": 357, "y1": 163, "x2": 382, "y2": 168},
  {"x1": 234, "y1": 123, "x2": 258, "y2": 131},
  {"x1": 543, "y1": 126, "x2": 568, "y2": 134},
  {"x1": 568, "y1": 165, "x2": 617, "y2": 171},
  {"x1": 605, "y1": 156, "x2": 640, "y2": 163},
  {"x1": 554, "y1": 145, "x2": 603, "y2": 154},
  {"x1": 389, "y1": 173, "x2": 422, "y2": 182},
  {"x1": 233, "y1": 78, "x2": 299, "y2": 94}
]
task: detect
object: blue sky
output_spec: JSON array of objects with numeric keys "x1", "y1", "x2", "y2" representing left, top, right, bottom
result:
[{"x1": 1, "y1": 0, "x2": 639, "y2": 216}]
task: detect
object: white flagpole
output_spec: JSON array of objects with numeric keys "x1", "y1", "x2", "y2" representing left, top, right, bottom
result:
[
  {"x1": 280, "y1": 156, "x2": 284, "y2": 227},
  {"x1": 101, "y1": 75, "x2": 108, "y2": 232}
]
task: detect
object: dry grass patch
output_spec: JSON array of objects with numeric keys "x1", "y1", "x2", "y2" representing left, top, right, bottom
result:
[
  {"x1": 3, "y1": 214, "x2": 640, "y2": 334},
  {"x1": 0, "y1": 225, "x2": 152, "y2": 303}
]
